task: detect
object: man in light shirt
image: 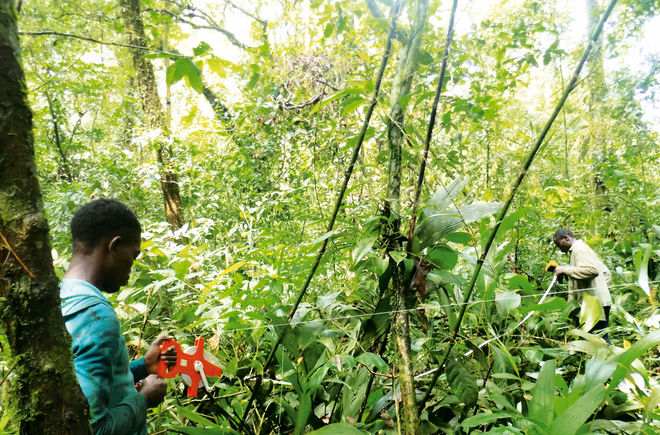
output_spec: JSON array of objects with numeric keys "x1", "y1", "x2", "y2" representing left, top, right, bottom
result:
[{"x1": 552, "y1": 228, "x2": 612, "y2": 342}]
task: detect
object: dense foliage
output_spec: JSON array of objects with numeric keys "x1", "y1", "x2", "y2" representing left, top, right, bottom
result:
[{"x1": 1, "y1": 0, "x2": 660, "y2": 433}]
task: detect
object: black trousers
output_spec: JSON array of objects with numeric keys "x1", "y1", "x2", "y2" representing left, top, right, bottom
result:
[{"x1": 592, "y1": 305, "x2": 611, "y2": 343}]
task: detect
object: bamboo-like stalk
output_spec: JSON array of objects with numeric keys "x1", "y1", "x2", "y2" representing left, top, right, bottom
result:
[
  {"x1": 355, "y1": 0, "x2": 459, "y2": 423},
  {"x1": 420, "y1": 0, "x2": 619, "y2": 406},
  {"x1": 238, "y1": 1, "x2": 404, "y2": 428}
]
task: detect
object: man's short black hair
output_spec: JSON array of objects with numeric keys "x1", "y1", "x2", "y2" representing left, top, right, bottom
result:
[
  {"x1": 71, "y1": 199, "x2": 141, "y2": 250},
  {"x1": 553, "y1": 228, "x2": 574, "y2": 241}
]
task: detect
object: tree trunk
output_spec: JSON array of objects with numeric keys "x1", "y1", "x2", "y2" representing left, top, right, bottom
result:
[
  {"x1": 382, "y1": 0, "x2": 429, "y2": 432},
  {"x1": 0, "y1": 2, "x2": 91, "y2": 433},
  {"x1": 120, "y1": 0, "x2": 184, "y2": 231}
]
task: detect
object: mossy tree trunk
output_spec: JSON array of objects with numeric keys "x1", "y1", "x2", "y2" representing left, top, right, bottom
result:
[
  {"x1": 120, "y1": 0, "x2": 185, "y2": 231},
  {"x1": 382, "y1": 0, "x2": 429, "y2": 432},
  {"x1": 0, "y1": 1, "x2": 91, "y2": 433}
]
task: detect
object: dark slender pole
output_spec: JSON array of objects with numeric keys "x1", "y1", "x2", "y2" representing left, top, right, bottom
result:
[
  {"x1": 238, "y1": 0, "x2": 404, "y2": 428},
  {"x1": 420, "y1": 0, "x2": 618, "y2": 406},
  {"x1": 354, "y1": 0, "x2": 460, "y2": 422},
  {"x1": 407, "y1": 0, "x2": 459, "y2": 244}
]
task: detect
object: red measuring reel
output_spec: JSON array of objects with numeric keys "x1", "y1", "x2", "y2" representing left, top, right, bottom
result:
[{"x1": 157, "y1": 337, "x2": 223, "y2": 397}]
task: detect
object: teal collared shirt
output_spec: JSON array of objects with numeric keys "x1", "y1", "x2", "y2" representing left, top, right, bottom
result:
[{"x1": 61, "y1": 279, "x2": 147, "y2": 435}]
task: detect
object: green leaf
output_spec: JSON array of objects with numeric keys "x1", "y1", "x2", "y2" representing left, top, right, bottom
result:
[
  {"x1": 309, "y1": 423, "x2": 365, "y2": 434},
  {"x1": 246, "y1": 72, "x2": 259, "y2": 89},
  {"x1": 294, "y1": 392, "x2": 312, "y2": 435},
  {"x1": 356, "y1": 352, "x2": 389, "y2": 372},
  {"x1": 496, "y1": 291, "x2": 521, "y2": 316},
  {"x1": 166, "y1": 58, "x2": 203, "y2": 93},
  {"x1": 549, "y1": 384, "x2": 607, "y2": 435},
  {"x1": 518, "y1": 297, "x2": 566, "y2": 314},
  {"x1": 418, "y1": 50, "x2": 433, "y2": 65},
  {"x1": 324, "y1": 23, "x2": 334, "y2": 37},
  {"x1": 427, "y1": 246, "x2": 458, "y2": 269},
  {"x1": 638, "y1": 243, "x2": 653, "y2": 296},
  {"x1": 309, "y1": 89, "x2": 352, "y2": 115},
  {"x1": 579, "y1": 294, "x2": 602, "y2": 332},
  {"x1": 206, "y1": 57, "x2": 237, "y2": 78},
  {"x1": 508, "y1": 274, "x2": 533, "y2": 293},
  {"x1": 609, "y1": 329, "x2": 660, "y2": 389},
  {"x1": 341, "y1": 96, "x2": 366, "y2": 116},
  {"x1": 193, "y1": 41, "x2": 212, "y2": 57},
  {"x1": 446, "y1": 354, "x2": 478, "y2": 408},
  {"x1": 445, "y1": 232, "x2": 470, "y2": 244},
  {"x1": 353, "y1": 236, "x2": 377, "y2": 264},
  {"x1": 389, "y1": 250, "x2": 407, "y2": 264},
  {"x1": 529, "y1": 359, "x2": 555, "y2": 428},
  {"x1": 166, "y1": 59, "x2": 190, "y2": 86},
  {"x1": 175, "y1": 405, "x2": 221, "y2": 428},
  {"x1": 461, "y1": 412, "x2": 514, "y2": 430}
]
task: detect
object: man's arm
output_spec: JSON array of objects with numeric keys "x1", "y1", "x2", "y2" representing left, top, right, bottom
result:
[
  {"x1": 70, "y1": 304, "x2": 147, "y2": 435},
  {"x1": 561, "y1": 245, "x2": 600, "y2": 280}
]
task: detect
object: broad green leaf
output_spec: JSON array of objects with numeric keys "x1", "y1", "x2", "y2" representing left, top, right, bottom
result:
[
  {"x1": 166, "y1": 59, "x2": 190, "y2": 86},
  {"x1": 427, "y1": 245, "x2": 458, "y2": 269},
  {"x1": 518, "y1": 297, "x2": 566, "y2": 314},
  {"x1": 323, "y1": 23, "x2": 334, "y2": 37},
  {"x1": 445, "y1": 232, "x2": 471, "y2": 244},
  {"x1": 309, "y1": 423, "x2": 365, "y2": 434},
  {"x1": 529, "y1": 359, "x2": 555, "y2": 427},
  {"x1": 175, "y1": 405, "x2": 221, "y2": 428},
  {"x1": 389, "y1": 250, "x2": 407, "y2": 264},
  {"x1": 461, "y1": 412, "x2": 514, "y2": 430},
  {"x1": 638, "y1": 243, "x2": 653, "y2": 296},
  {"x1": 418, "y1": 50, "x2": 433, "y2": 65},
  {"x1": 356, "y1": 352, "x2": 389, "y2": 372},
  {"x1": 508, "y1": 274, "x2": 533, "y2": 293},
  {"x1": 446, "y1": 355, "x2": 478, "y2": 408},
  {"x1": 309, "y1": 89, "x2": 352, "y2": 115},
  {"x1": 496, "y1": 291, "x2": 521, "y2": 316},
  {"x1": 206, "y1": 57, "x2": 237, "y2": 78},
  {"x1": 246, "y1": 72, "x2": 259, "y2": 89},
  {"x1": 609, "y1": 329, "x2": 660, "y2": 389},
  {"x1": 294, "y1": 392, "x2": 312, "y2": 435},
  {"x1": 549, "y1": 384, "x2": 607, "y2": 435},
  {"x1": 353, "y1": 236, "x2": 377, "y2": 264},
  {"x1": 645, "y1": 387, "x2": 660, "y2": 416},
  {"x1": 193, "y1": 41, "x2": 212, "y2": 57},
  {"x1": 341, "y1": 96, "x2": 365, "y2": 116},
  {"x1": 579, "y1": 294, "x2": 602, "y2": 332}
]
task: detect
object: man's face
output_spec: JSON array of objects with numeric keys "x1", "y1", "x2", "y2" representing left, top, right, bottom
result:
[
  {"x1": 103, "y1": 235, "x2": 141, "y2": 292},
  {"x1": 554, "y1": 235, "x2": 573, "y2": 253}
]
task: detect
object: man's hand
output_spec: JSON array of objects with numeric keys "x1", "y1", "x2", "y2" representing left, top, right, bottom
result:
[
  {"x1": 144, "y1": 335, "x2": 178, "y2": 375},
  {"x1": 554, "y1": 266, "x2": 567, "y2": 276},
  {"x1": 136, "y1": 374, "x2": 167, "y2": 408}
]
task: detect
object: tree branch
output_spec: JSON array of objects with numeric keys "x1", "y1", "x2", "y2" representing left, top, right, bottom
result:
[{"x1": 19, "y1": 30, "x2": 180, "y2": 56}]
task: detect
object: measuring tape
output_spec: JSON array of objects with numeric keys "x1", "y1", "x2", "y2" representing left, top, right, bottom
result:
[{"x1": 157, "y1": 337, "x2": 223, "y2": 397}]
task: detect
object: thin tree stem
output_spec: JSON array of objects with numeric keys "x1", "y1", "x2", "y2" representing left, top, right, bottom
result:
[{"x1": 406, "y1": 0, "x2": 458, "y2": 244}]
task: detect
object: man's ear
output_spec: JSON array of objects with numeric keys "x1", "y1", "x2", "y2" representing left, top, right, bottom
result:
[{"x1": 108, "y1": 236, "x2": 122, "y2": 252}]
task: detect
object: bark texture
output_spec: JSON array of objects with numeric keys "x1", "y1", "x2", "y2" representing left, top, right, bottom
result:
[
  {"x1": 382, "y1": 0, "x2": 429, "y2": 432},
  {"x1": 120, "y1": 0, "x2": 184, "y2": 231},
  {"x1": 0, "y1": 1, "x2": 91, "y2": 433}
]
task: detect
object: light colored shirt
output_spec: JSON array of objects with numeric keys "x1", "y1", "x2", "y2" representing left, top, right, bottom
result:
[{"x1": 564, "y1": 240, "x2": 612, "y2": 312}]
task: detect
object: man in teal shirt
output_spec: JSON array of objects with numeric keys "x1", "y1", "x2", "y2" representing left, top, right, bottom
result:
[{"x1": 60, "y1": 199, "x2": 176, "y2": 434}]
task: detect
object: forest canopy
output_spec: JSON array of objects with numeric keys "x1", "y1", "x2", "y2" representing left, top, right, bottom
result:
[{"x1": 1, "y1": 0, "x2": 660, "y2": 433}]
